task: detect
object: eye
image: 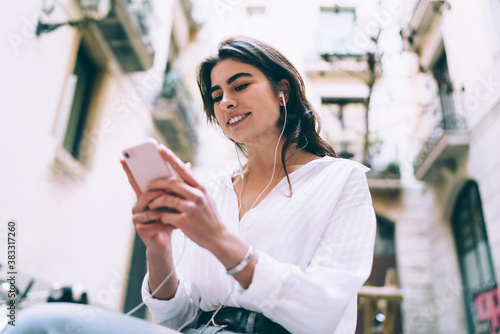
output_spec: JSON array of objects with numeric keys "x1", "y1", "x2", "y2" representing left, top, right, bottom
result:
[
  {"x1": 235, "y1": 83, "x2": 249, "y2": 91},
  {"x1": 211, "y1": 95, "x2": 222, "y2": 103}
]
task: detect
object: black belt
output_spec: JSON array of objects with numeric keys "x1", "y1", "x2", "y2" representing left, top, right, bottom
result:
[{"x1": 197, "y1": 307, "x2": 290, "y2": 334}]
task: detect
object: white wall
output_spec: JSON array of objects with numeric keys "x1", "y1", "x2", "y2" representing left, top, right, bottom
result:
[
  {"x1": 0, "y1": 0, "x2": 174, "y2": 312},
  {"x1": 409, "y1": 0, "x2": 500, "y2": 332}
]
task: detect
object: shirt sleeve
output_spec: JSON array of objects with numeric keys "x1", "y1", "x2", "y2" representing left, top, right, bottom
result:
[
  {"x1": 234, "y1": 165, "x2": 376, "y2": 333},
  {"x1": 141, "y1": 232, "x2": 200, "y2": 330},
  {"x1": 141, "y1": 273, "x2": 199, "y2": 329}
]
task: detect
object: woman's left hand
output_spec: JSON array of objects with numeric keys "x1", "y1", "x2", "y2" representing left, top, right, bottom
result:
[
  {"x1": 145, "y1": 145, "x2": 229, "y2": 253},
  {"x1": 147, "y1": 145, "x2": 257, "y2": 288}
]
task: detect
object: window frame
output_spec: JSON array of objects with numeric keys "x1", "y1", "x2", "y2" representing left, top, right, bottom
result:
[
  {"x1": 318, "y1": 6, "x2": 363, "y2": 57},
  {"x1": 53, "y1": 36, "x2": 106, "y2": 176},
  {"x1": 452, "y1": 180, "x2": 498, "y2": 333}
]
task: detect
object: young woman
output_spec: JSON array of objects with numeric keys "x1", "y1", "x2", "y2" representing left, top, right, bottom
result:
[
  {"x1": 128, "y1": 36, "x2": 376, "y2": 333},
  {"x1": 7, "y1": 36, "x2": 375, "y2": 334}
]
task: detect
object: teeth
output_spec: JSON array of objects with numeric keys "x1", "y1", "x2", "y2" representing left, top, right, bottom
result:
[{"x1": 228, "y1": 114, "x2": 247, "y2": 125}]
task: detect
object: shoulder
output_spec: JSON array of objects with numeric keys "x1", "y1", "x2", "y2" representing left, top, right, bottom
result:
[{"x1": 312, "y1": 156, "x2": 370, "y2": 181}]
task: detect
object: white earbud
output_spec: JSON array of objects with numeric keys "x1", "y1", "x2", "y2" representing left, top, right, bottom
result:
[{"x1": 279, "y1": 92, "x2": 285, "y2": 106}]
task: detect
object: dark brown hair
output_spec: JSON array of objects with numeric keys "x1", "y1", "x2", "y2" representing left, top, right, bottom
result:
[{"x1": 197, "y1": 36, "x2": 336, "y2": 190}]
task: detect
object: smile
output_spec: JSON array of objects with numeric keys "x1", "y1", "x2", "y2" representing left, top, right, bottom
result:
[{"x1": 227, "y1": 112, "x2": 251, "y2": 125}]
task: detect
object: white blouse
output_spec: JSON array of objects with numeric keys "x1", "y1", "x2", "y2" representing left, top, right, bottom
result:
[{"x1": 142, "y1": 157, "x2": 376, "y2": 334}]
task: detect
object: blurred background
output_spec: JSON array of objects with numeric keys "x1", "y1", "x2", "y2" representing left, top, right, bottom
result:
[{"x1": 1, "y1": 0, "x2": 499, "y2": 333}]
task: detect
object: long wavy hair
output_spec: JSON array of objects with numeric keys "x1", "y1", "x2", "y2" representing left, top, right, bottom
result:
[{"x1": 197, "y1": 36, "x2": 336, "y2": 191}]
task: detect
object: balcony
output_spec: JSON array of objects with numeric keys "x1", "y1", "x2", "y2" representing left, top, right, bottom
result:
[
  {"x1": 367, "y1": 162, "x2": 402, "y2": 196},
  {"x1": 404, "y1": 0, "x2": 450, "y2": 54},
  {"x1": 93, "y1": 0, "x2": 154, "y2": 72},
  {"x1": 414, "y1": 94, "x2": 469, "y2": 181},
  {"x1": 308, "y1": 6, "x2": 371, "y2": 76},
  {"x1": 314, "y1": 40, "x2": 373, "y2": 76},
  {"x1": 358, "y1": 268, "x2": 403, "y2": 334},
  {"x1": 153, "y1": 71, "x2": 198, "y2": 162}
]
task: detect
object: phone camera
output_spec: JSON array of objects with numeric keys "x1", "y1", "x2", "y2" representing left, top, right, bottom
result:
[{"x1": 124, "y1": 152, "x2": 130, "y2": 158}]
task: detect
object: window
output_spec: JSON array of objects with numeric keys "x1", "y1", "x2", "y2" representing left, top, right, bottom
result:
[
  {"x1": 319, "y1": 7, "x2": 363, "y2": 57},
  {"x1": 432, "y1": 51, "x2": 460, "y2": 130},
  {"x1": 452, "y1": 181, "x2": 499, "y2": 333},
  {"x1": 369, "y1": 215, "x2": 396, "y2": 286},
  {"x1": 56, "y1": 42, "x2": 100, "y2": 161},
  {"x1": 321, "y1": 97, "x2": 365, "y2": 160},
  {"x1": 357, "y1": 216, "x2": 403, "y2": 334}
]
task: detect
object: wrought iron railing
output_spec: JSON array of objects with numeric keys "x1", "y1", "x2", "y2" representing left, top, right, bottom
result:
[
  {"x1": 157, "y1": 70, "x2": 198, "y2": 150},
  {"x1": 123, "y1": 0, "x2": 154, "y2": 53},
  {"x1": 414, "y1": 92, "x2": 468, "y2": 171}
]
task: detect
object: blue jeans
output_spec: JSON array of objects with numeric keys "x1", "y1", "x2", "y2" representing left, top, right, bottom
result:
[{"x1": 2, "y1": 303, "x2": 241, "y2": 334}]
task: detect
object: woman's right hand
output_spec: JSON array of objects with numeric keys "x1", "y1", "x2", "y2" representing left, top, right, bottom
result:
[
  {"x1": 121, "y1": 158, "x2": 180, "y2": 301},
  {"x1": 120, "y1": 159, "x2": 176, "y2": 254}
]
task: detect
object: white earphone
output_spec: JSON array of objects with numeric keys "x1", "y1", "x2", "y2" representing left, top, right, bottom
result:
[{"x1": 279, "y1": 91, "x2": 286, "y2": 106}]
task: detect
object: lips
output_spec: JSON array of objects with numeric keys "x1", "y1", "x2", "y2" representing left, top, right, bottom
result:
[{"x1": 227, "y1": 112, "x2": 251, "y2": 125}]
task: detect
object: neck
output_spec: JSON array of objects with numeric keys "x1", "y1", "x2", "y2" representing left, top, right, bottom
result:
[
  {"x1": 235, "y1": 137, "x2": 288, "y2": 216},
  {"x1": 242, "y1": 135, "x2": 288, "y2": 178}
]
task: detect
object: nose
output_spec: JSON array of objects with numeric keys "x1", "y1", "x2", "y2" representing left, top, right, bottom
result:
[{"x1": 220, "y1": 93, "x2": 237, "y2": 111}]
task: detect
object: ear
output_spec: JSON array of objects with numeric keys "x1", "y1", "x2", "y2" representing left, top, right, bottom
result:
[{"x1": 278, "y1": 79, "x2": 290, "y2": 105}]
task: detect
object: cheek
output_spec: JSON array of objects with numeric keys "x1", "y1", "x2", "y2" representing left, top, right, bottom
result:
[{"x1": 213, "y1": 109, "x2": 226, "y2": 126}]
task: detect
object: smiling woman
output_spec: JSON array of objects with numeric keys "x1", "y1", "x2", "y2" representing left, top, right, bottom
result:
[
  {"x1": 198, "y1": 37, "x2": 338, "y2": 196},
  {"x1": 135, "y1": 36, "x2": 376, "y2": 333},
  {"x1": 209, "y1": 59, "x2": 283, "y2": 146},
  {"x1": 6, "y1": 37, "x2": 376, "y2": 334}
]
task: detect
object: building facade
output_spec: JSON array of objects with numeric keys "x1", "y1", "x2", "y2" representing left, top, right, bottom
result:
[
  {"x1": 181, "y1": 0, "x2": 430, "y2": 333},
  {"x1": 402, "y1": 0, "x2": 500, "y2": 332},
  {"x1": 0, "y1": 0, "x2": 199, "y2": 322},
  {"x1": 182, "y1": 0, "x2": 500, "y2": 332},
  {"x1": 3, "y1": 0, "x2": 499, "y2": 332}
]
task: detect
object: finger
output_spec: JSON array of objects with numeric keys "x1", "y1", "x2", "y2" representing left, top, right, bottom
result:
[
  {"x1": 148, "y1": 193, "x2": 184, "y2": 212},
  {"x1": 133, "y1": 208, "x2": 171, "y2": 226},
  {"x1": 134, "y1": 210, "x2": 182, "y2": 231},
  {"x1": 147, "y1": 177, "x2": 200, "y2": 201},
  {"x1": 136, "y1": 210, "x2": 162, "y2": 224},
  {"x1": 135, "y1": 219, "x2": 176, "y2": 239},
  {"x1": 157, "y1": 211, "x2": 182, "y2": 227},
  {"x1": 121, "y1": 159, "x2": 143, "y2": 197},
  {"x1": 133, "y1": 190, "x2": 164, "y2": 214},
  {"x1": 158, "y1": 146, "x2": 200, "y2": 188}
]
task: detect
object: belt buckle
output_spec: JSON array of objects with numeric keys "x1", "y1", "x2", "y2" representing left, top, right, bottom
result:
[{"x1": 211, "y1": 308, "x2": 227, "y2": 328}]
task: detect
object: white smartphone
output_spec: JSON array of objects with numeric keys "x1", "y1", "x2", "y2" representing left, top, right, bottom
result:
[{"x1": 122, "y1": 138, "x2": 176, "y2": 192}]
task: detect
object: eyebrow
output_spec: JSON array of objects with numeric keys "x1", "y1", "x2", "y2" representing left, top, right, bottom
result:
[{"x1": 210, "y1": 72, "x2": 253, "y2": 94}]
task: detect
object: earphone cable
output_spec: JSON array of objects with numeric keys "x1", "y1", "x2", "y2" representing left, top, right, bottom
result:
[
  {"x1": 198, "y1": 95, "x2": 289, "y2": 334},
  {"x1": 127, "y1": 95, "x2": 288, "y2": 331},
  {"x1": 237, "y1": 94, "x2": 288, "y2": 234},
  {"x1": 124, "y1": 233, "x2": 187, "y2": 317}
]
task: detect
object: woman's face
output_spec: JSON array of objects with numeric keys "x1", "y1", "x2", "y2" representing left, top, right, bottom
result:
[{"x1": 210, "y1": 58, "x2": 282, "y2": 145}]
